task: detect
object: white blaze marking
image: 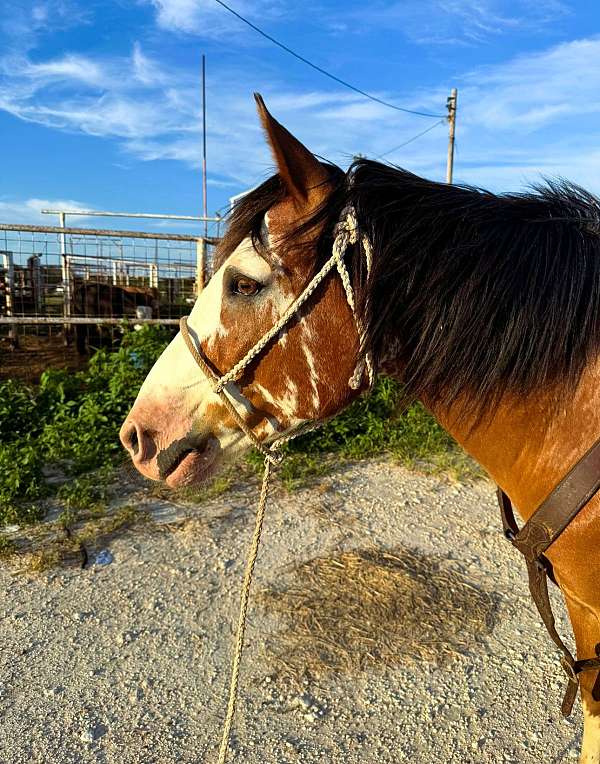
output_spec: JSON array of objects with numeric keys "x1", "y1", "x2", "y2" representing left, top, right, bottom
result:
[
  {"x1": 299, "y1": 316, "x2": 321, "y2": 413},
  {"x1": 279, "y1": 378, "x2": 300, "y2": 418},
  {"x1": 254, "y1": 383, "x2": 304, "y2": 430},
  {"x1": 131, "y1": 223, "x2": 307, "y2": 462},
  {"x1": 132, "y1": 235, "x2": 275, "y2": 456},
  {"x1": 187, "y1": 236, "x2": 271, "y2": 345},
  {"x1": 303, "y1": 342, "x2": 321, "y2": 413}
]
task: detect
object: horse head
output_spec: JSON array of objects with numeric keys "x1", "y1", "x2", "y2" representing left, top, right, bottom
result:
[{"x1": 120, "y1": 95, "x2": 364, "y2": 487}]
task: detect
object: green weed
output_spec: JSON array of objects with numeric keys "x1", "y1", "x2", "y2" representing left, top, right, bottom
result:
[
  {"x1": 1, "y1": 328, "x2": 477, "y2": 527},
  {"x1": 0, "y1": 326, "x2": 171, "y2": 526},
  {"x1": 0, "y1": 535, "x2": 17, "y2": 557}
]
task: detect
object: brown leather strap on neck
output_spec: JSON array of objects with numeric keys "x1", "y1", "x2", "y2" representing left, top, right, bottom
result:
[
  {"x1": 498, "y1": 435, "x2": 600, "y2": 716},
  {"x1": 508, "y1": 436, "x2": 600, "y2": 562}
]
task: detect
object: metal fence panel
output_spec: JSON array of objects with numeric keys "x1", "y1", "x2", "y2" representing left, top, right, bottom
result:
[
  {"x1": 0, "y1": 223, "x2": 218, "y2": 360},
  {"x1": 0, "y1": 224, "x2": 217, "y2": 324}
]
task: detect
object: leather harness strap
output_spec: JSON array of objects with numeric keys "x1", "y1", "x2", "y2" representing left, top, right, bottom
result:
[{"x1": 498, "y1": 435, "x2": 600, "y2": 716}]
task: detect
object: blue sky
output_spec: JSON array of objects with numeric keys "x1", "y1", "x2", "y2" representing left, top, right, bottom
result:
[{"x1": 1, "y1": 0, "x2": 600, "y2": 233}]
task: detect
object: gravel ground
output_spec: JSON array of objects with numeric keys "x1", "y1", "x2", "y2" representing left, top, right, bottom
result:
[{"x1": 0, "y1": 459, "x2": 584, "y2": 763}]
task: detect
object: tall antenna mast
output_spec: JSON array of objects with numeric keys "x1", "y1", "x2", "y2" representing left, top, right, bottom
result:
[{"x1": 202, "y1": 54, "x2": 208, "y2": 237}]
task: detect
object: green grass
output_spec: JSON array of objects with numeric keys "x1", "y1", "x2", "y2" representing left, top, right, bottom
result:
[
  {"x1": 0, "y1": 326, "x2": 171, "y2": 526},
  {"x1": 0, "y1": 328, "x2": 478, "y2": 528}
]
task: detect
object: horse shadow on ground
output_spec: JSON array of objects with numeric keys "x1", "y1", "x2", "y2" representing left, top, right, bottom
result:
[{"x1": 258, "y1": 545, "x2": 500, "y2": 682}]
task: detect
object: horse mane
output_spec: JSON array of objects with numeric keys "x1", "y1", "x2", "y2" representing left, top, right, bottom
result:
[{"x1": 218, "y1": 159, "x2": 600, "y2": 419}]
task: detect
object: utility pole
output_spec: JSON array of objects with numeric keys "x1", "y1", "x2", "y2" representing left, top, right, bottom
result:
[
  {"x1": 201, "y1": 54, "x2": 208, "y2": 238},
  {"x1": 446, "y1": 88, "x2": 457, "y2": 184}
]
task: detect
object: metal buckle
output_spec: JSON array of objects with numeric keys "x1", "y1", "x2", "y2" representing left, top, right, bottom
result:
[{"x1": 560, "y1": 655, "x2": 579, "y2": 684}]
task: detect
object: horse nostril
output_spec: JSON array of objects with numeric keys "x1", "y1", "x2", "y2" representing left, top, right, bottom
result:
[
  {"x1": 121, "y1": 421, "x2": 143, "y2": 458},
  {"x1": 129, "y1": 428, "x2": 139, "y2": 456}
]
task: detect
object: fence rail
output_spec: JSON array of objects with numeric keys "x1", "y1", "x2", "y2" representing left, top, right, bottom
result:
[
  {"x1": 0, "y1": 222, "x2": 219, "y2": 244},
  {"x1": 0, "y1": 317, "x2": 181, "y2": 325},
  {"x1": 0, "y1": 221, "x2": 218, "y2": 351}
]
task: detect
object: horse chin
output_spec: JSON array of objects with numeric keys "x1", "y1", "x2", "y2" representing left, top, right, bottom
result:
[{"x1": 163, "y1": 437, "x2": 221, "y2": 488}]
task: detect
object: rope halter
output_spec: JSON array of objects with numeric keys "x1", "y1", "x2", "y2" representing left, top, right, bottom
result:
[
  {"x1": 179, "y1": 204, "x2": 374, "y2": 450},
  {"x1": 178, "y1": 206, "x2": 374, "y2": 764}
]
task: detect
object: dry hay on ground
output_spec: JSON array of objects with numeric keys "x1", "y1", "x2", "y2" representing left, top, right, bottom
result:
[{"x1": 258, "y1": 546, "x2": 499, "y2": 683}]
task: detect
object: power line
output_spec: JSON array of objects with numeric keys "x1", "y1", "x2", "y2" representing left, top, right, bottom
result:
[
  {"x1": 212, "y1": 0, "x2": 445, "y2": 119},
  {"x1": 375, "y1": 118, "x2": 446, "y2": 160}
]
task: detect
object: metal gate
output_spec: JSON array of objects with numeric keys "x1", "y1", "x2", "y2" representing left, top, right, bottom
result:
[{"x1": 0, "y1": 223, "x2": 218, "y2": 337}]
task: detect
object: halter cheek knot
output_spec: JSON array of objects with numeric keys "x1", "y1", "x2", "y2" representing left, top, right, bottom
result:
[{"x1": 333, "y1": 206, "x2": 375, "y2": 390}]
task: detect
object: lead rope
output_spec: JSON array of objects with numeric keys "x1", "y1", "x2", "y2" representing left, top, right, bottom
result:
[
  {"x1": 179, "y1": 206, "x2": 372, "y2": 764},
  {"x1": 217, "y1": 454, "x2": 272, "y2": 764}
]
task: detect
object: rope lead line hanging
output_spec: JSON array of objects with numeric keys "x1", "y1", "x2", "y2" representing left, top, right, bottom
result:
[
  {"x1": 217, "y1": 457, "x2": 272, "y2": 764},
  {"x1": 178, "y1": 206, "x2": 373, "y2": 763}
]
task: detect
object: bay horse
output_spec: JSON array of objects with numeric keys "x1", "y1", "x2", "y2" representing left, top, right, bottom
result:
[{"x1": 120, "y1": 95, "x2": 600, "y2": 761}]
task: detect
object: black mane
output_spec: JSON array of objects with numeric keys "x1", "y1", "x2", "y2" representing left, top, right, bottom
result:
[{"x1": 221, "y1": 160, "x2": 600, "y2": 418}]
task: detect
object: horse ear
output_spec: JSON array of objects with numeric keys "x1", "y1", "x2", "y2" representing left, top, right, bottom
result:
[{"x1": 254, "y1": 93, "x2": 328, "y2": 205}]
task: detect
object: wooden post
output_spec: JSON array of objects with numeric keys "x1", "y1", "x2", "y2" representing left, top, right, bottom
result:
[
  {"x1": 59, "y1": 211, "x2": 71, "y2": 317},
  {"x1": 2, "y1": 251, "x2": 17, "y2": 348},
  {"x1": 58, "y1": 211, "x2": 73, "y2": 344},
  {"x1": 446, "y1": 88, "x2": 458, "y2": 184},
  {"x1": 149, "y1": 264, "x2": 159, "y2": 290},
  {"x1": 196, "y1": 238, "x2": 206, "y2": 296},
  {"x1": 28, "y1": 255, "x2": 43, "y2": 314}
]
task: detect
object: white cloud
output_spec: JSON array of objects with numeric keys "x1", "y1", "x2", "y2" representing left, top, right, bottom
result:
[
  {"x1": 18, "y1": 54, "x2": 107, "y2": 88},
  {"x1": 461, "y1": 37, "x2": 600, "y2": 130},
  {"x1": 143, "y1": 0, "x2": 282, "y2": 37},
  {"x1": 132, "y1": 41, "x2": 169, "y2": 86},
  {"x1": 1, "y1": 0, "x2": 90, "y2": 50},
  {"x1": 442, "y1": 35, "x2": 600, "y2": 192},
  {"x1": 0, "y1": 198, "x2": 95, "y2": 225},
  {"x1": 3, "y1": 30, "x2": 600, "y2": 198},
  {"x1": 342, "y1": 0, "x2": 570, "y2": 46},
  {"x1": 0, "y1": 45, "x2": 191, "y2": 140}
]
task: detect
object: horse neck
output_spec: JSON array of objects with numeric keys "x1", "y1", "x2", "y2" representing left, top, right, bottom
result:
[{"x1": 385, "y1": 357, "x2": 600, "y2": 523}]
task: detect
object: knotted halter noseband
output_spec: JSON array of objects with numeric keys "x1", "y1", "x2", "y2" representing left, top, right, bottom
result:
[{"x1": 179, "y1": 206, "x2": 373, "y2": 763}]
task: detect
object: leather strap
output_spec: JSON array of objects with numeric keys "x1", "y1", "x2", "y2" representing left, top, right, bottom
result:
[
  {"x1": 497, "y1": 437, "x2": 600, "y2": 716},
  {"x1": 510, "y1": 436, "x2": 600, "y2": 562}
]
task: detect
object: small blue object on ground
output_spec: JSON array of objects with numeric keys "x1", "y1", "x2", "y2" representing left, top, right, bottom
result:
[{"x1": 95, "y1": 549, "x2": 114, "y2": 566}]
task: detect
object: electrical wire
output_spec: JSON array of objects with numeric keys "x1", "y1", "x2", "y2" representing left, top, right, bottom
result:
[
  {"x1": 212, "y1": 0, "x2": 446, "y2": 119},
  {"x1": 375, "y1": 118, "x2": 446, "y2": 160}
]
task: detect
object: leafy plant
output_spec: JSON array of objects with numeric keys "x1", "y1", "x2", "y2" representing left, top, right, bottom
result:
[
  {"x1": 1, "y1": 324, "x2": 475, "y2": 527},
  {"x1": 0, "y1": 326, "x2": 171, "y2": 526}
]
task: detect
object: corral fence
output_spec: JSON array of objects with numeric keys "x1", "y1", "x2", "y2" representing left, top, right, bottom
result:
[{"x1": 0, "y1": 222, "x2": 220, "y2": 351}]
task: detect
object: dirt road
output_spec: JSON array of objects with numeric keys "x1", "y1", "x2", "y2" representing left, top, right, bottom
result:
[{"x1": 0, "y1": 460, "x2": 583, "y2": 763}]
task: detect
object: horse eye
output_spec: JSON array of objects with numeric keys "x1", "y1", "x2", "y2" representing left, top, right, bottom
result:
[{"x1": 233, "y1": 277, "x2": 261, "y2": 296}]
